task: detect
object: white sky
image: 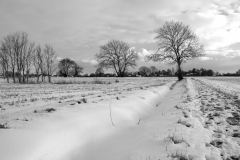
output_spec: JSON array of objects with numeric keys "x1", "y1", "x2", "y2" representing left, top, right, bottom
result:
[{"x1": 0, "y1": 0, "x2": 240, "y2": 73}]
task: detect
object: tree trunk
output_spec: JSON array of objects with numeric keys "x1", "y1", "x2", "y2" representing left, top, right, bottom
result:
[
  {"x1": 48, "y1": 75, "x2": 51, "y2": 83},
  {"x1": 26, "y1": 74, "x2": 29, "y2": 83},
  {"x1": 177, "y1": 63, "x2": 183, "y2": 81},
  {"x1": 22, "y1": 69, "x2": 25, "y2": 83},
  {"x1": 18, "y1": 73, "x2": 21, "y2": 83},
  {"x1": 37, "y1": 73, "x2": 39, "y2": 83},
  {"x1": 6, "y1": 73, "x2": 9, "y2": 83},
  {"x1": 12, "y1": 69, "x2": 16, "y2": 83},
  {"x1": 3, "y1": 68, "x2": 9, "y2": 83}
]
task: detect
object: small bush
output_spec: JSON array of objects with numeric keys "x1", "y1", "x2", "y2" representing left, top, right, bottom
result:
[{"x1": 0, "y1": 123, "x2": 9, "y2": 129}]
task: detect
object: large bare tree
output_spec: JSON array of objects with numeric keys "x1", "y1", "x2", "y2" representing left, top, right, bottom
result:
[
  {"x1": 0, "y1": 48, "x2": 10, "y2": 82},
  {"x1": 95, "y1": 40, "x2": 139, "y2": 77},
  {"x1": 1, "y1": 32, "x2": 36, "y2": 83},
  {"x1": 148, "y1": 21, "x2": 204, "y2": 81},
  {"x1": 11, "y1": 32, "x2": 29, "y2": 83},
  {"x1": 1, "y1": 34, "x2": 16, "y2": 83},
  {"x1": 44, "y1": 44, "x2": 57, "y2": 82}
]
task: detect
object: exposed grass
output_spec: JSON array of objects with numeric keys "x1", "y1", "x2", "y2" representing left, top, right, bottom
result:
[
  {"x1": 167, "y1": 152, "x2": 189, "y2": 160},
  {"x1": 177, "y1": 119, "x2": 192, "y2": 128},
  {"x1": 92, "y1": 78, "x2": 111, "y2": 84},
  {"x1": 53, "y1": 79, "x2": 84, "y2": 84},
  {"x1": 44, "y1": 108, "x2": 56, "y2": 113},
  {"x1": 165, "y1": 133, "x2": 190, "y2": 147},
  {"x1": 81, "y1": 98, "x2": 87, "y2": 103},
  {"x1": 0, "y1": 123, "x2": 9, "y2": 129}
]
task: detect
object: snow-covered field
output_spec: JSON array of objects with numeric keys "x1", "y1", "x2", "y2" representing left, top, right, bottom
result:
[{"x1": 0, "y1": 77, "x2": 239, "y2": 160}]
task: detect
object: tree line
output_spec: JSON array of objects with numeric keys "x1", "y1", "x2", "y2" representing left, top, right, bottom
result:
[
  {"x1": 0, "y1": 31, "x2": 57, "y2": 83},
  {"x1": 1, "y1": 21, "x2": 206, "y2": 82}
]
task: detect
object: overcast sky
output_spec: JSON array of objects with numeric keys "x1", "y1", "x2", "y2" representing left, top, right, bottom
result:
[{"x1": 0, "y1": 0, "x2": 240, "y2": 73}]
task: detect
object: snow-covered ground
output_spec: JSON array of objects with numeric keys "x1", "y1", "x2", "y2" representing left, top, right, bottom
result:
[{"x1": 0, "y1": 77, "x2": 239, "y2": 160}]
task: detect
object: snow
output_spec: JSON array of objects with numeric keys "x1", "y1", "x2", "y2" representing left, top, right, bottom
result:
[{"x1": 0, "y1": 77, "x2": 240, "y2": 160}]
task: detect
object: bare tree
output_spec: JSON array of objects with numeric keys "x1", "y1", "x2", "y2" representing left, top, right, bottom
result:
[
  {"x1": 39, "y1": 47, "x2": 46, "y2": 82},
  {"x1": 44, "y1": 44, "x2": 57, "y2": 82},
  {"x1": 24, "y1": 42, "x2": 35, "y2": 82},
  {"x1": 33, "y1": 44, "x2": 46, "y2": 83},
  {"x1": 11, "y1": 32, "x2": 29, "y2": 83},
  {"x1": 95, "y1": 40, "x2": 139, "y2": 77},
  {"x1": 0, "y1": 48, "x2": 10, "y2": 82},
  {"x1": 33, "y1": 45, "x2": 42, "y2": 83},
  {"x1": 1, "y1": 35, "x2": 16, "y2": 83},
  {"x1": 148, "y1": 21, "x2": 204, "y2": 81}
]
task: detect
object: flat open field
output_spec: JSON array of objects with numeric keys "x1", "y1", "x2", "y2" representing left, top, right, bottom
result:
[{"x1": 0, "y1": 77, "x2": 240, "y2": 160}]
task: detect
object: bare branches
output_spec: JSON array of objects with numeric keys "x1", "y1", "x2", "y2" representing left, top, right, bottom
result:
[
  {"x1": 33, "y1": 45, "x2": 42, "y2": 83},
  {"x1": 148, "y1": 21, "x2": 204, "y2": 80},
  {"x1": 95, "y1": 40, "x2": 139, "y2": 77},
  {"x1": 44, "y1": 44, "x2": 58, "y2": 82},
  {"x1": 1, "y1": 31, "x2": 58, "y2": 83}
]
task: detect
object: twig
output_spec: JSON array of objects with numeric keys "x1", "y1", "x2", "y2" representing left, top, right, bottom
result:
[{"x1": 109, "y1": 97, "x2": 114, "y2": 126}]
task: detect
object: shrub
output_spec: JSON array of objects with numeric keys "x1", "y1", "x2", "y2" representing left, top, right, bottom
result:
[
  {"x1": 82, "y1": 98, "x2": 87, "y2": 103},
  {"x1": 44, "y1": 108, "x2": 56, "y2": 113},
  {"x1": 0, "y1": 123, "x2": 9, "y2": 129}
]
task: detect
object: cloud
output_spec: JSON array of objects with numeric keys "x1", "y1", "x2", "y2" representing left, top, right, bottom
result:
[
  {"x1": 228, "y1": 42, "x2": 240, "y2": 50},
  {"x1": 138, "y1": 48, "x2": 155, "y2": 61},
  {"x1": 82, "y1": 59, "x2": 98, "y2": 65},
  {"x1": 199, "y1": 56, "x2": 212, "y2": 61}
]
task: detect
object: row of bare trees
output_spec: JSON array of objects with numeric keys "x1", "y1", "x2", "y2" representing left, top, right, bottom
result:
[{"x1": 0, "y1": 32, "x2": 57, "y2": 83}]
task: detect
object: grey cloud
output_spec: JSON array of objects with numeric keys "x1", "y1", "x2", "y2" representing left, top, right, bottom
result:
[{"x1": 228, "y1": 42, "x2": 240, "y2": 50}]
